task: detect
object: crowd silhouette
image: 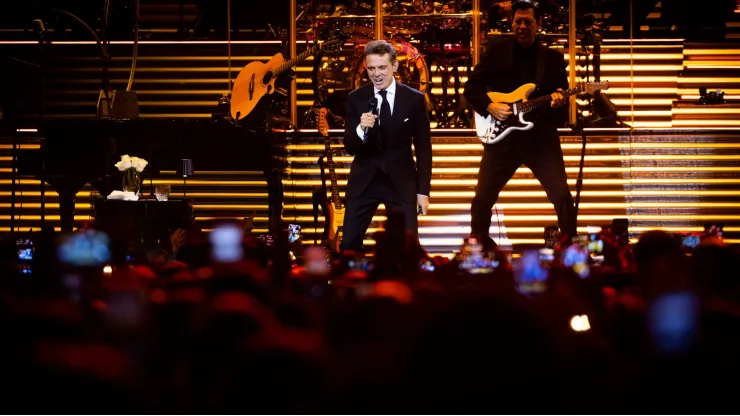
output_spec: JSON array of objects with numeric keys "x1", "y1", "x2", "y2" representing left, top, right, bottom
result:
[{"x1": 1, "y1": 211, "x2": 738, "y2": 414}]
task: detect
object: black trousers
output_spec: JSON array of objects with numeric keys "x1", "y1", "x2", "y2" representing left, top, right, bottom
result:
[
  {"x1": 470, "y1": 132, "x2": 577, "y2": 238},
  {"x1": 341, "y1": 170, "x2": 418, "y2": 252}
]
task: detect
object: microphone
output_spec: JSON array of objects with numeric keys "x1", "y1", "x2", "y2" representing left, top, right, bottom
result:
[{"x1": 364, "y1": 97, "x2": 378, "y2": 138}]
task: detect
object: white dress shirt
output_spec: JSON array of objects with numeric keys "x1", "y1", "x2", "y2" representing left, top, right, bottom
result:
[{"x1": 355, "y1": 78, "x2": 396, "y2": 141}]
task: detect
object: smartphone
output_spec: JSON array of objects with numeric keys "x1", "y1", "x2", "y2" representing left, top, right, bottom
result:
[
  {"x1": 681, "y1": 234, "x2": 701, "y2": 250},
  {"x1": 458, "y1": 237, "x2": 497, "y2": 274},
  {"x1": 348, "y1": 256, "x2": 372, "y2": 272},
  {"x1": 515, "y1": 249, "x2": 548, "y2": 294},
  {"x1": 544, "y1": 226, "x2": 560, "y2": 248},
  {"x1": 57, "y1": 230, "x2": 111, "y2": 267},
  {"x1": 420, "y1": 258, "x2": 436, "y2": 272},
  {"x1": 563, "y1": 242, "x2": 590, "y2": 278},
  {"x1": 539, "y1": 247, "x2": 555, "y2": 263},
  {"x1": 259, "y1": 233, "x2": 275, "y2": 247},
  {"x1": 704, "y1": 223, "x2": 724, "y2": 238},
  {"x1": 587, "y1": 233, "x2": 604, "y2": 264},
  {"x1": 288, "y1": 224, "x2": 302, "y2": 243},
  {"x1": 16, "y1": 239, "x2": 33, "y2": 274},
  {"x1": 210, "y1": 223, "x2": 243, "y2": 263},
  {"x1": 304, "y1": 245, "x2": 330, "y2": 275},
  {"x1": 647, "y1": 291, "x2": 699, "y2": 355}
]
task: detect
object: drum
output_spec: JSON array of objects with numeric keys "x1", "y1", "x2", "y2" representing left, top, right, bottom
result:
[
  {"x1": 351, "y1": 39, "x2": 430, "y2": 95},
  {"x1": 312, "y1": 36, "x2": 431, "y2": 122}
]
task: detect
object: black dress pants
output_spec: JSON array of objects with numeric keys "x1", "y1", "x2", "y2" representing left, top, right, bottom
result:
[
  {"x1": 341, "y1": 170, "x2": 418, "y2": 252},
  {"x1": 470, "y1": 132, "x2": 576, "y2": 238}
]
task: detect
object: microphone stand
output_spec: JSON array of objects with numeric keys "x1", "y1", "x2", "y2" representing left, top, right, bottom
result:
[{"x1": 573, "y1": 35, "x2": 599, "y2": 222}]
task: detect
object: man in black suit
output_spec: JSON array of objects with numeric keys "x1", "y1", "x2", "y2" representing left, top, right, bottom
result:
[
  {"x1": 341, "y1": 40, "x2": 432, "y2": 252},
  {"x1": 464, "y1": 0, "x2": 576, "y2": 244}
]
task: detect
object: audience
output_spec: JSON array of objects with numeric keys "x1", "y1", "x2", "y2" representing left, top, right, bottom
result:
[{"x1": 0, "y1": 218, "x2": 738, "y2": 413}]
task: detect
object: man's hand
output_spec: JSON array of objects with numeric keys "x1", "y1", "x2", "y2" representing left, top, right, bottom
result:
[
  {"x1": 416, "y1": 195, "x2": 429, "y2": 215},
  {"x1": 550, "y1": 89, "x2": 566, "y2": 108},
  {"x1": 359, "y1": 112, "x2": 378, "y2": 130},
  {"x1": 487, "y1": 102, "x2": 512, "y2": 121},
  {"x1": 170, "y1": 228, "x2": 187, "y2": 254}
]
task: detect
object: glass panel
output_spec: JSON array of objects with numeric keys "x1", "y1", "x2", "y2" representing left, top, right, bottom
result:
[
  {"x1": 375, "y1": 1, "x2": 475, "y2": 128},
  {"x1": 300, "y1": 0, "x2": 378, "y2": 128}
]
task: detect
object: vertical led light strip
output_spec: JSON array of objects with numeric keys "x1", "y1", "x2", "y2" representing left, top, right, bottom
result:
[
  {"x1": 472, "y1": 0, "x2": 480, "y2": 67},
  {"x1": 227, "y1": 0, "x2": 232, "y2": 93},
  {"x1": 568, "y1": 0, "x2": 577, "y2": 125},
  {"x1": 290, "y1": 0, "x2": 297, "y2": 127},
  {"x1": 629, "y1": 0, "x2": 635, "y2": 128},
  {"x1": 375, "y1": 0, "x2": 383, "y2": 40},
  {"x1": 625, "y1": 0, "x2": 635, "y2": 235}
]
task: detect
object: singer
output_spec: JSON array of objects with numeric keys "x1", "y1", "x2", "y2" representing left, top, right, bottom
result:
[{"x1": 340, "y1": 40, "x2": 432, "y2": 252}]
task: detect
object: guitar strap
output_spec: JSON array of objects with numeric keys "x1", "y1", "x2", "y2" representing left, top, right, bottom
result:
[{"x1": 534, "y1": 42, "x2": 548, "y2": 89}]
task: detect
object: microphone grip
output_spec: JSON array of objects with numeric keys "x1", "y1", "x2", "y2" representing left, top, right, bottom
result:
[{"x1": 363, "y1": 99, "x2": 378, "y2": 137}]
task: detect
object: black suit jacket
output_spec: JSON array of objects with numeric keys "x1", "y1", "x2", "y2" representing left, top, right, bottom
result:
[
  {"x1": 343, "y1": 82, "x2": 432, "y2": 202},
  {"x1": 464, "y1": 37, "x2": 569, "y2": 135}
]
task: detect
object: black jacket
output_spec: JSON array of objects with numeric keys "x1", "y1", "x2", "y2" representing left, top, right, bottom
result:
[
  {"x1": 343, "y1": 82, "x2": 432, "y2": 201},
  {"x1": 464, "y1": 37, "x2": 569, "y2": 133}
]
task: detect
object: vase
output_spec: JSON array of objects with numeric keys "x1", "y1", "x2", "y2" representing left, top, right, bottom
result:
[{"x1": 122, "y1": 169, "x2": 141, "y2": 195}]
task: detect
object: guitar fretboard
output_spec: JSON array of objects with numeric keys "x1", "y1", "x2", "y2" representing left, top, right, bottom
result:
[
  {"x1": 516, "y1": 83, "x2": 606, "y2": 113},
  {"x1": 274, "y1": 46, "x2": 318, "y2": 77}
]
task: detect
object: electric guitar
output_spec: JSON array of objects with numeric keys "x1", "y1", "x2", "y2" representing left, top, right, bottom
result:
[
  {"x1": 474, "y1": 81, "x2": 610, "y2": 144},
  {"x1": 318, "y1": 108, "x2": 345, "y2": 253},
  {"x1": 230, "y1": 36, "x2": 344, "y2": 121}
]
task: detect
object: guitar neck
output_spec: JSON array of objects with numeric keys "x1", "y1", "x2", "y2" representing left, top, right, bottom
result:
[
  {"x1": 518, "y1": 85, "x2": 585, "y2": 113},
  {"x1": 274, "y1": 45, "x2": 319, "y2": 77}
]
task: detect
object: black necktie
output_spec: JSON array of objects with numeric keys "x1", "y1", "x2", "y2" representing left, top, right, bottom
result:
[
  {"x1": 378, "y1": 89, "x2": 391, "y2": 148},
  {"x1": 378, "y1": 89, "x2": 391, "y2": 127}
]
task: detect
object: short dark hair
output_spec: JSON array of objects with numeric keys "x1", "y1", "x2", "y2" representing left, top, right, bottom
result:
[
  {"x1": 512, "y1": 0, "x2": 542, "y2": 20},
  {"x1": 364, "y1": 40, "x2": 397, "y2": 63}
]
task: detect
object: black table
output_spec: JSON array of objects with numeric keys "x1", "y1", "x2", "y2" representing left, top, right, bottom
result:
[{"x1": 93, "y1": 198, "x2": 194, "y2": 262}]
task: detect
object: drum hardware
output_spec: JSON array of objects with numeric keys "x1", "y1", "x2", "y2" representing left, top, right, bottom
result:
[{"x1": 306, "y1": 3, "x2": 480, "y2": 129}]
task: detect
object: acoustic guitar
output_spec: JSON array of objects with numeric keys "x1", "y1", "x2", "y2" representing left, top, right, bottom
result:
[{"x1": 230, "y1": 36, "x2": 344, "y2": 121}]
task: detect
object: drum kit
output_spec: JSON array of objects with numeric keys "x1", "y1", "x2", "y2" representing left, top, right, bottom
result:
[{"x1": 306, "y1": 0, "x2": 474, "y2": 128}]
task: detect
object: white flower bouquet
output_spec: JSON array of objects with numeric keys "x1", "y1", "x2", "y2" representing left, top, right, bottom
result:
[
  {"x1": 115, "y1": 154, "x2": 148, "y2": 173},
  {"x1": 115, "y1": 154, "x2": 148, "y2": 194}
]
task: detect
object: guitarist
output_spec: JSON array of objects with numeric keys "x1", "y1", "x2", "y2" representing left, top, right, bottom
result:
[
  {"x1": 464, "y1": 0, "x2": 576, "y2": 246},
  {"x1": 340, "y1": 40, "x2": 433, "y2": 252}
]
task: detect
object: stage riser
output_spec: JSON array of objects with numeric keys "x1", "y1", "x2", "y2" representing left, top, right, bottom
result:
[{"x1": 0, "y1": 129, "x2": 738, "y2": 253}]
